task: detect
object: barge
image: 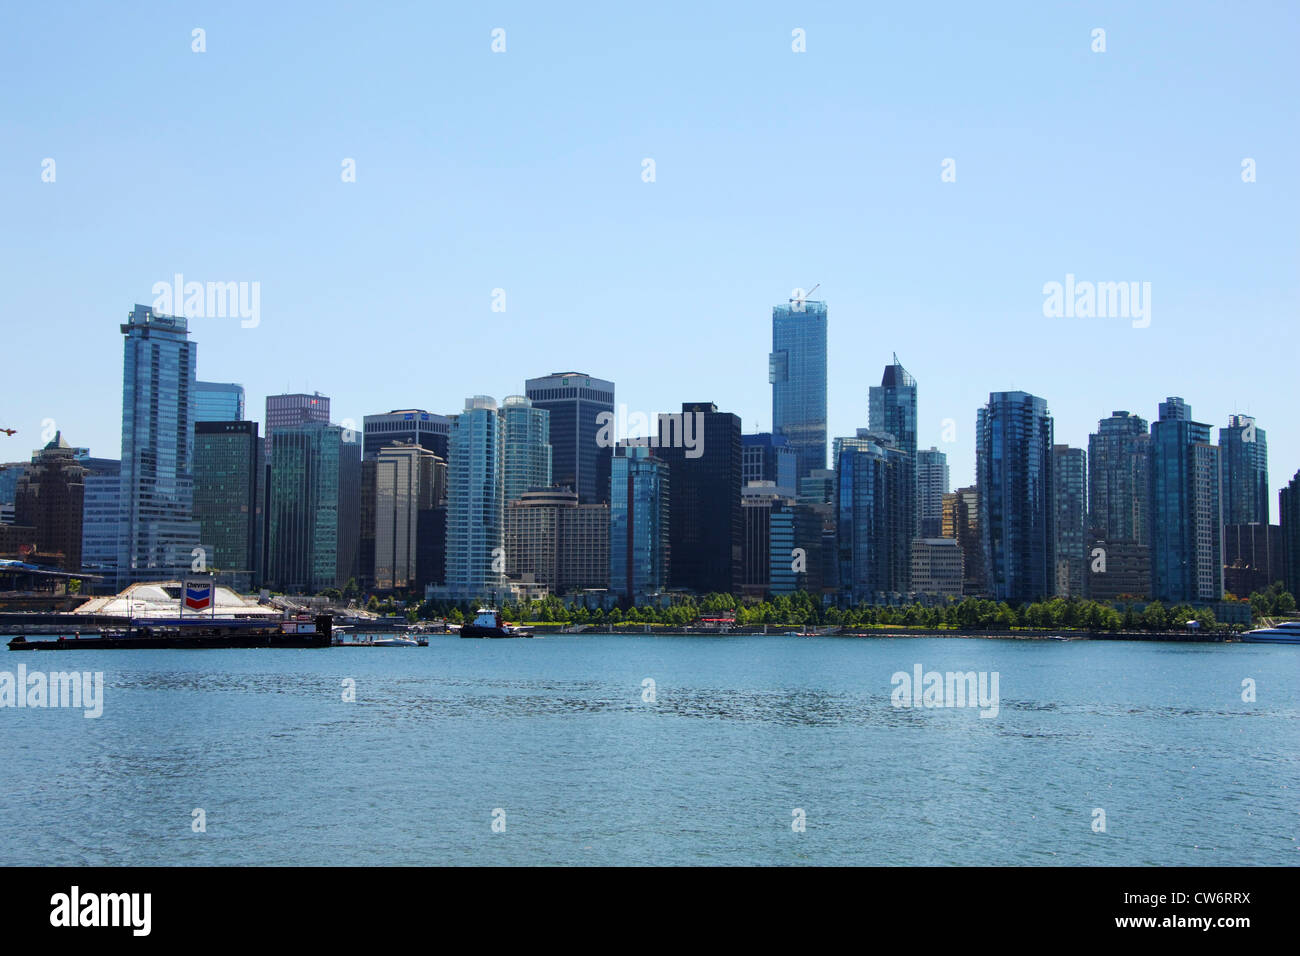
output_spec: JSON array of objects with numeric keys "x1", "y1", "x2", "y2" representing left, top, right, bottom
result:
[{"x1": 7, "y1": 614, "x2": 333, "y2": 650}]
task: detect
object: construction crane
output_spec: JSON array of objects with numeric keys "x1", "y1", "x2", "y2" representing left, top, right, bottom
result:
[{"x1": 790, "y1": 283, "x2": 821, "y2": 307}]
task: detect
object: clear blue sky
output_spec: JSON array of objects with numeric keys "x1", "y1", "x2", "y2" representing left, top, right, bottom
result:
[{"x1": 3, "y1": 1, "x2": 1297, "y2": 514}]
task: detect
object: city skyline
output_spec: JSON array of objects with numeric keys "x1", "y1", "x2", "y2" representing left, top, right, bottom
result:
[{"x1": 4, "y1": 4, "x2": 1296, "y2": 506}]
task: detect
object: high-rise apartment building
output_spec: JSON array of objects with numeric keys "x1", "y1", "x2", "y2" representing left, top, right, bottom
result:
[
  {"x1": 941, "y1": 486, "x2": 985, "y2": 597},
  {"x1": 976, "y1": 391, "x2": 1055, "y2": 603},
  {"x1": 1280, "y1": 470, "x2": 1300, "y2": 600},
  {"x1": 1150, "y1": 397, "x2": 1222, "y2": 603},
  {"x1": 836, "y1": 431, "x2": 911, "y2": 602},
  {"x1": 1052, "y1": 444, "x2": 1087, "y2": 598},
  {"x1": 1219, "y1": 414, "x2": 1269, "y2": 526},
  {"x1": 916, "y1": 447, "x2": 949, "y2": 539}
]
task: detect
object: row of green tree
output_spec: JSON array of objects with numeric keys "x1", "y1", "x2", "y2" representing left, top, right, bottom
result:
[{"x1": 394, "y1": 593, "x2": 1257, "y2": 633}]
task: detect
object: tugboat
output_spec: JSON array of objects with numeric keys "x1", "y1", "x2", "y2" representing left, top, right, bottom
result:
[{"x1": 460, "y1": 608, "x2": 533, "y2": 639}]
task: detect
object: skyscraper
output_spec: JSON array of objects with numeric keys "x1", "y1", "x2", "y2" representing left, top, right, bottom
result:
[
  {"x1": 267, "y1": 422, "x2": 346, "y2": 593},
  {"x1": 524, "y1": 372, "x2": 614, "y2": 504},
  {"x1": 362, "y1": 409, "x2": 450, "y2": 462},
  {"x1": 869, "y1": 356, "x2": 919, "y2": 543},
  {"x1": 194, "y1": 381, "x2": 246, "y2": 423},
  {"x1": 445, "y1": 396, "x2": 505, "y2": 599},
  {"x1": 770, "y1": 298, "x2": 828, "y2": 480},
  {"x1": 657, "y1": 403, "x2": 743, "y2": 595},
  {"x1": 1150, "y1": 397, "x2": 1222, "y2": 603},
  {"x1": 372, "y1": 442, "x2": 439, "y2": 591},
  {"x1": 501, "y1": 395, "x2": 552, "y2": 502},
  {"x1": 80, "y1": 457, "x2": 120, "y2": 584},
  {"x1": 742, "y1": 433, "x2": 798, "y2": 498},
  {"x1": 265, "y1": 391, "x2": 330, "y2": 460},
  {"x1": 1087, "y1": 410, "x2": 1151, "y2": 601},
  {"x1": 194, "y1": 421, "x2": 262, "y2": 590},
  {"x1": 1052, "y1": 444, "x2": 1087, "y2": 598},
  {"x1": 116, "y1": 305, "x2": 205, "y2": 586},
  {"x1": 1219, "y1": 414, "x2": 1269, "y2": 526},
  {"x1": 916, "y1": 447, "x2": 949, "y2": 539},
  {"x1": 1280, "y1": 471, "x2": 1300, "y2": 600},
  {"x1": 835, "y1": 431, "x2": 911, "y2": 602},
  {"x1": 609, "y1": 442, "x2": 670, "y2": 602},
  {"x1": 977, "y1": 391, "x2": 1055, "y2": 603}
]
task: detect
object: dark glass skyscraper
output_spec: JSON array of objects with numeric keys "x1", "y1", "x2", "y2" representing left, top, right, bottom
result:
[
  {"x1": 836, "y1": 432, "x2": 910, "y2": 602},
  {"x1": 1219, "y1": 414, "x2": 1268, "y2": 526},
  {"x1": 1279, "y1": 471, "x2": 1300, "y2": 599},
  {"x1": 362, "y1": 409, "x2": 450, "y2": 462},
  {"x1": 267, "y1": 422, "x2": 346, "y2": 593},
  {"x1": 194, "y1": 421, "x2": 262, "y2": 589},
  {"x1": 524, "y1": 372, "x2": 614, "y2": 504},
  {"x1": 770, "y1": 299, "x2": 827, "y2": 480},
  {"x1": 977, "y1": 391, "x2": 1055, "y2": 603},
  {"x1": 869, "y1": 356, "x2": 919, "y2": 540},
  {"x1": 656, "y1": 403, "x2": 742, "y2": 595},
  {"x1": 1150, "y1": 398, "x2": 1222, "y2": 603},
  {"x1": 117, "y1": 305, "x2": 204, "y2": 586}
]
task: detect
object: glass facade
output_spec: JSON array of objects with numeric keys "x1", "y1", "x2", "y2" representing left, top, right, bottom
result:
[
  {"x1": 770, "y1": 301, "x2": 828, "y2": 480},
  {"x1": 1150, "y1": 398, "x2": 1221, "y2": 602},
  {"x1": 372, "y1": 443, "x2": 436, "y2": 590},
  {"x1": 445, "y1": 396, "x2": 505, "y2": 598},
  {"x1": 194, "y1": 381, "x2": 245, "y2": 423},
  {"x1": 836, "y1": 434, "x2": 910, "y2": 602},
  {"x1": 1219, "y1": 414, "x2": 1268, "y2": 526},
  {"x1": 267, "y1": 422, "x2": 342, "y2": 593},
  {"x1": 524, "y1": 372, "x2": 614, "y2": 504},
  {"x1": 609, "y1": 443, "x2": 669, "y2": 601},
  {"x1": 976, "y1": 391, "x2": 1055, "y2": 603},
  {"x1": 194, "y1": 421, "x2": 261, "y2": 588},
  {"x1": 363, "y1": 409, "x2": 450, "y2": 462},
  {"x1": 80, "y1": 458, "x2": 120, "y2": 580},
  {"x1": 656, "y1": 403, "x2": 742, "y2": 595},
  {"x1": 116, "y1": 305, "x2": 205, "y2": 586},
  {"x1": 868, "y1": 358, "x2": 918, "y2": 541},
  {"x1": 1280, "y1": 470, "x2": 1300, "y2": 599},
  {"x1": 742, "y1": 432, "x2": 798, "y2": 498},
  {"x1": 501, "y1": 395, "x2": 552, "y2": 502}
]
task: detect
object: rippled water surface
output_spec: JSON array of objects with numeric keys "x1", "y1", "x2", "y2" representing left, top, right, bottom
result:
[{"x1": 1, "y1": 634, "x2": 1295, "y2": 865}]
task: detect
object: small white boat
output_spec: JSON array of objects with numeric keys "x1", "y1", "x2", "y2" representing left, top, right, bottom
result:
[{"x1": 370, "y1": 635, "x2": 419, "y2": 647}]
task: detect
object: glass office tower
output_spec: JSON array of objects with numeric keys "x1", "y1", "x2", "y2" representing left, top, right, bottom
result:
[
  {"x1": 524, "y1": 372, "x2": 614, "y2": 504},
  {"x1": 116, "y1": 305, "x2": 205, "y2": 586},
  {"x1": 916, "y1": 447, "x2": 949, "y2": 539},
  {"x1": 770, "y1": 299, "x2": 827, "y2": 480},
  {"x1": 267, "y1": 422, "x2": 343, "y2": 593},
  {"x1": 1052, "y1": 444, "x2": 1087, "y2": 598},
  {"x1": 976, "y1": 391, "x2": 1055, "y2": 603},
  {"x1": 194, "y1": 421, "x2": 262, "y2": 589},
  {"x1": 609, "y1": 442, "x2": 670, "y2": 602},
  {"x1": 194, "y1": 381, "x2": 245, "y2": 423},
  {"x1": 868, "y1": 357, "x2": 919, "y2": 542}
]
